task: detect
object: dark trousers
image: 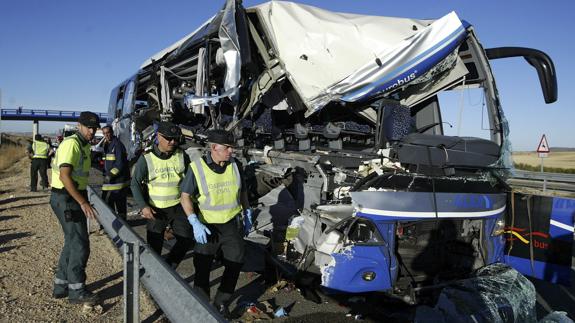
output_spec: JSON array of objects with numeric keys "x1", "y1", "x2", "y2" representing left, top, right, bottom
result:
[
  {"x1": 102, "y1": 188, "x2": 128, "y2": 219},
  {"x1": 31, "y1": 158, "x2": 49, "y2": 190},
  {"x1": 193, "y1": 217, "x2": 245, "y2": 297},
  {"x1": 50, "y1": 190, "x2": 90, "y2": 296},
  {"x1": 146, "y1": 204, "x2": 194, "y2": 267}
]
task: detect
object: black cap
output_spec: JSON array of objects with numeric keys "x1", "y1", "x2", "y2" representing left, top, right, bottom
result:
[
  {"x1": 78, "y1": 111, "x2": 100, "y2": 128},
  {"x1": 34, "y1": 134, "x2": 43, "y2": 140},
  {"x1": 207, "y1": 129, "x2": 235, "y2": 146},
  {"x1": 157, "y1": 121, "x2": 182, "y2": 138}
]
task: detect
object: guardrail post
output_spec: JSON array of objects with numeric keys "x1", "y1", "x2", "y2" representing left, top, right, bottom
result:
[{"x1": 123, "y1": 240, "x2": 140, "y2": 323}]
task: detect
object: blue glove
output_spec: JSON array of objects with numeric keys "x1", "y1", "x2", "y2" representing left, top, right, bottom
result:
[
  {"x1": 243, "y1": 208, "x2": 253, "y2": 237},
  {"x1": 187, "y1": 214, "x2": 211, "y2": 244}
]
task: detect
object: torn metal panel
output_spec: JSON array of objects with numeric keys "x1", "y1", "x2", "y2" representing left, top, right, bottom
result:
[{"x1": 252, "y1": 2, "x2": 466, "y2": 116}]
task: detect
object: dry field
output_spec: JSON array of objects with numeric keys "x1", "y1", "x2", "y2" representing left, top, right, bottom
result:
[
  {"x1": 0, "y1": 152, "x2": 161, "y2": 321},
  {"x1": 512, "y1": 151, "x2": 575, "y2": 170},
  {"x1": 0, "y1": 134, "x2": 29, "y2": 171}
]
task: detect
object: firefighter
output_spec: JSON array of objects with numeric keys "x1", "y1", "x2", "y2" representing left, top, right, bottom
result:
[
  {"x1": 101, "y1": 126, "x2": 129, "y2": 219},
  {"x1": 27, "y1": 134, "x2": 51, "y2": 191},
  {"x1": 50, "y1": 111, "x2": 100, "y2": 305},
  {"x1": 130, "y1": 121, "x2": 193, "y2": 269},
  {"x1": 180, "y1": 129, "x2": 253, "y2": 317}
]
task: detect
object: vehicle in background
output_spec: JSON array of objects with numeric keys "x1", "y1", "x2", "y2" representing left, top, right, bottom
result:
[
  {"x1": 108, "y1": 0, "x2": 571, "y2": 306},
  {"x1": 62, "y1": 124, "x2": 77, "y2": 138},
  {"x1": 90, "y1": 129, "x2": 105, "y2": 170}
]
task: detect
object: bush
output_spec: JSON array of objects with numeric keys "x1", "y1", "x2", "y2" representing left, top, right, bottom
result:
[{"x1": 514, "y1": 162, "x2": 575, "y2": 174}]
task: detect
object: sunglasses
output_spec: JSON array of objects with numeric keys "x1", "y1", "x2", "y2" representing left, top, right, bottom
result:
[{"x1": 160, "y1": 134, "x2": 178, "y2": 142}]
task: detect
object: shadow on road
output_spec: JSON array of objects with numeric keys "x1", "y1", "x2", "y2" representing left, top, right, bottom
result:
[
  {"x1": 87, "y1": 270, "x2": 123, "y2": 292},
  {"x1": 142, "y1": 308, "x2": 165, "y2": 323},
  {"x1": 0, "y1": 215, "x2": 20, "y2": 222},
  {"x1": 0, "y1": 202, "x2": 48, "y2": 212},
  {"x1": 0, "y1": 245, "x2": 21, "y2": 253},
  {"x1": 0, "y1": 231, "x2": 32, "y2": 248},
  {"x1": 0, "y1": 195, "x2": 48, "y2": 206}
]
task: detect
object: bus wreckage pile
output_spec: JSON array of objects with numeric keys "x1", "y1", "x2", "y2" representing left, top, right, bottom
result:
[{"x1": 108, "y1": 1, "x2": 570, "y2": 320}]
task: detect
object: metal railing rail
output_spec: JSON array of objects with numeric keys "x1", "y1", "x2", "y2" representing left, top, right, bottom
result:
[
  {"x1": 87, "y1": 186, "x2": 225, "y2": 323},
  {"x1": 0, "y1": 107, "x2": 108, "y2": 122},
  {"x1": 513, "y1": 170, "x2": 575, "y2": 183}
]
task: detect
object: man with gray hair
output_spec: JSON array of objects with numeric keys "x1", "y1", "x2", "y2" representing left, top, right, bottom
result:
[{"x1": 180, "y1": 129, "x2": 253, "y2": 317}]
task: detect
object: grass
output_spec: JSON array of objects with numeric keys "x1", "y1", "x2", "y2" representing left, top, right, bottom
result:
[
  {"x1": 0, "y1": 144, "x2": 27, "y2": 171},
  {"x1": 0, "y1": 134, "x2": 29, "y2": 171},
  {"x1": 512, "y1": 151, "x2": 575, "y2": 169},
  {"x1": 514, "y1": 163, "x2": 575, "y2": 174},
  {"x1": 513, "y1": 151, "x2": 575, "y2": 173}
]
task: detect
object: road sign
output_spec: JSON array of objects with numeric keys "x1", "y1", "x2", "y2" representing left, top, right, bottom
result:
[{"x1": 537, "y1": 134, "x2": 550, "y2": 153}]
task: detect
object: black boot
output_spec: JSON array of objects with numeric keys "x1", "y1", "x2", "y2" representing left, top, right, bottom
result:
[
  {"x1": 69, "y1": 289, "x2": 99, "y2": 305},
  {"x1": 52, "y1": 284, "x2": 68, "y2": 299},
  {"x1": 213, "y1": 290, "x2": 232, "y2": 318}
]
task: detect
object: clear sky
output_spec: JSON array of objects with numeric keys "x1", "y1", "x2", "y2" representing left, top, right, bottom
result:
[{"x1": 1, "y1": 0, "x2": 573, "y2": 151}]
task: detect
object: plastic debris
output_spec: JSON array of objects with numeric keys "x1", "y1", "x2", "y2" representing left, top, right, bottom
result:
[
  {"x1": 539, "y1": 312, "x2": 574, "y2": 323},
  {"x1": 274, "y1": 307, "x2": 287, "y2": 317},
  {"x1": 239, "y1": 304, "x2": 274, "y2": 321},
  {"x1": 268, "y1": 279, "x2": 288, "y2": 293}
]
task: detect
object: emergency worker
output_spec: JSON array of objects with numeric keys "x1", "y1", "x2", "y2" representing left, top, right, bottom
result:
[
  {"x1": 28, "y1": 134, "x2": 51, "y2": 191},
  {"x1": 130, "y1": 121, "x2": 193, "y2": 268},
  {"x1": 101, "y1": 126, "x2": 129, "y2": 219},
  {"x1": 180, "y1": 129, "x2": 253, "y2": 317},
  {"x1": 50, "y1": 111, "x2": 100, "y2": 305}
]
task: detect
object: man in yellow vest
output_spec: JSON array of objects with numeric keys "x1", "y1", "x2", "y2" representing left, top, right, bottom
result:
[
  {"x1": 50, "y1": 111, "x2": 100, "y2": 305},
  {"x1": 130, "y1": 121, "x2": 193, "y2": 269},
  {"x1": 27, "y1": 134, "x2": 51, "y2": 191},
  {"x1": 181, "y1": 129, "x2": 253, "y2": 317}
]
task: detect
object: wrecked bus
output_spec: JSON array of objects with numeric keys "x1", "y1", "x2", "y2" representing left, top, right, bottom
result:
[{"x1": 108, "y1": 0, "x2": 573, "y2": 302}]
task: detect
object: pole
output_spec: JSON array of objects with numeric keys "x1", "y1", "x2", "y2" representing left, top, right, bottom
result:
[
  {"x1": 541, "y1": 156, "x2": 547, "y2": 192},
  {"x1": 123, "y1": 240, "x2": 140, "y2": 323}
]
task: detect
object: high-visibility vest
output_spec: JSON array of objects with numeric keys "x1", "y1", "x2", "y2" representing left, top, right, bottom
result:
[
  {"x1": 144, "y1": 150, "x2": 185, "y2": 209},
  {"x1": 51, "y1": 134, "x2": 91, "y2": 190},
  {"x1": 32, "y1": 140, "x2": 49, "y2": 159},
  {"x1": 190, "y1": 158, "x2": 241, "y2": 224}
]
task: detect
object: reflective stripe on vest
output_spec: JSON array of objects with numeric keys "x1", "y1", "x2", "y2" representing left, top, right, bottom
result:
[
  {"x1": 33, "y1": 140, "x2": 49, "y2": 159},
  {"x1": 144, "y1": 150, "x2": 185, "y2": 208},
  {"x1": 190, "y1": 158, "x2": 241, "y2": 224},
  {"x1": 104, "y1": 154, "x2": 116, "y2": 161},
  {"x1": 101, "y1": 181, "x2": 130, "y2": 191},
  {"x1": 51, "y1": 134, "x2": 91, "y2": 190}
]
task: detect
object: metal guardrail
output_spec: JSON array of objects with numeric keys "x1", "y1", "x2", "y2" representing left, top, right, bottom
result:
[
  {"x1": 513, "y1": 170, "x2": 575, "y2": 183},
  {"x1": 87, "y1": 186, "x2": 225, "y2": 323},
  {"x1": 0, "y1": 108, "x2": 108, "y2": 122}
]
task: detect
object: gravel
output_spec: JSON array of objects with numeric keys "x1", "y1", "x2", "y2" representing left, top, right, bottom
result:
[{"x1": 0, "y1": 157, "x2": 161, "y2": 322}]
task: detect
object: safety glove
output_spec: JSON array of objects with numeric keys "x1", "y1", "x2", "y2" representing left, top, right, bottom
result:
[
  {"x1": 187, "y1": 213, "x2": 211, "y2": 244},
  {"x1": 243, "y1": 208, "x2": 253, "y2": 237}
]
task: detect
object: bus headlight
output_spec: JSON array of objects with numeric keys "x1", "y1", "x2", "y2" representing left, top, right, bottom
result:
[{"x1": 362, "y1": 271, "x2": 376, "y2": 281}]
